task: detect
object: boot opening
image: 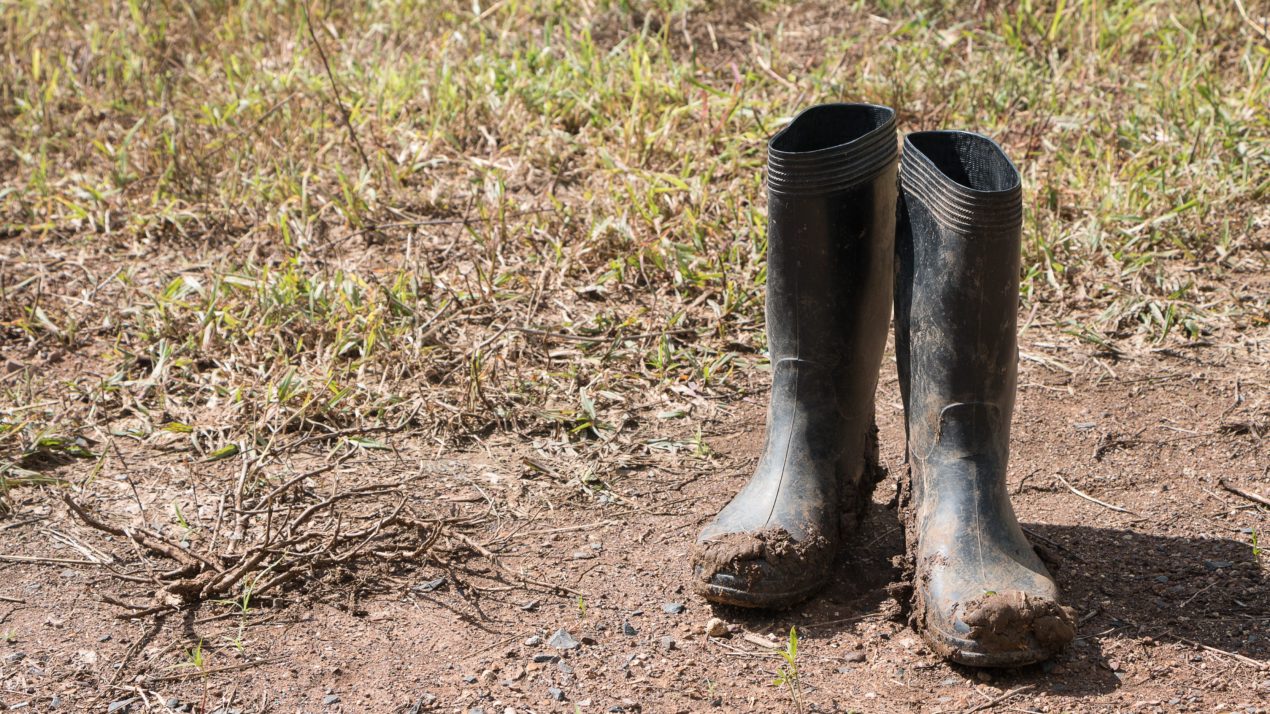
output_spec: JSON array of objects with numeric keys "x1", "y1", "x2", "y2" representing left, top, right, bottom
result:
[
  {"x1": 906, "y1": 132, "x2": 1019, "y2": 193},
  {"x1": 771, "y1": 103, "x2": 894, "y2": 154}
]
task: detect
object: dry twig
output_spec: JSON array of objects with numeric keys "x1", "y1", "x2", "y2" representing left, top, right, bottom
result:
[
  {"x1": 1055, "y1": 474, "x2": 1137, "y2": 515},
  {"x1": 1219, "y1": 478, "x2": 1270, "y2": 508},
  {"x1": 301, "y1": 3, "x2": 371, "y2": 169},
  {"x1": 961, "y1": 684, "x2": 1035, "y2": 714}
]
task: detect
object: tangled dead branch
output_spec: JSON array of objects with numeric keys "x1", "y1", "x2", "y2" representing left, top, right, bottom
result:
[{"x1": 63, "y1": 479, "x2": 442, "y2": 618}]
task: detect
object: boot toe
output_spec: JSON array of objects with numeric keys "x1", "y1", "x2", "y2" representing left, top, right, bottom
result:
[
  {"x1": 921, "y1": 590, "x2": 1076, "y2": 667},
  {"x1": 691, "y1": 527, "x2": 832, "y2": 609}
]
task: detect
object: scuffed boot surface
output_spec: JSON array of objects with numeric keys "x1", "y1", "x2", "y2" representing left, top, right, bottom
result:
[
  {"x1": 894, "y1": 131, "x2": 1076, "y2": 666},
  {"x1": 692, "y1": 423, "x2": 883, "y2": 609},
  {"x1": 901, "y1": 407, "x2": 1078, "y2": 666},
  {"x1": 692, "y1": 103, "x2": 897, "y2": 610}
]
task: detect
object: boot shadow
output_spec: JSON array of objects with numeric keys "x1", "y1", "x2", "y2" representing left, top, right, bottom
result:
[{"x1": 704, "y1": 502, "x2": 1266, "y2": 700}]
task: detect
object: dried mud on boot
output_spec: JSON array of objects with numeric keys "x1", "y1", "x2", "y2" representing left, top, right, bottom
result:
[
  {"x1": 960, "y1": 591, "x2": 1077, "y2": 654},
  {"x1": 691, "y1": 525, "x2": 829, "y2": 598},
  {"x1": 888, "y1": 465, "x2": 918, "y2": 622},
  {"x1": 838, "y1": 421, "x2": 888, "y2": 533}
]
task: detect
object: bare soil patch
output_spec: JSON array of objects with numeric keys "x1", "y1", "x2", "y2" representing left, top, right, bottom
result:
[{"x1": 2, "y1": 336, "x2": 1265, "y2": 713}]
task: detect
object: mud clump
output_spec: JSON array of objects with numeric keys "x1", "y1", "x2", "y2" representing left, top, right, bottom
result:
[
  {"x1": 690, "y1": 527, "x2": 830, "y2": 596},
  {"x1": 961, "y1": 591, "x2": 1077, "y2": 654}
]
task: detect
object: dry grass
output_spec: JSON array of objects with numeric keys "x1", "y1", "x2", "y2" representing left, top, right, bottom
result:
[
  {"x1": 0, "y1": 3, "x2": 1267, "y2": 707},
  {"x1": 0, "y1": 0, "x2": 1267, "y2": 561}
]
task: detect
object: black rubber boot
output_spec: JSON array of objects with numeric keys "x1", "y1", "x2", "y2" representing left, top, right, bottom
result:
[
  {"x1": 895, "y1": 131, "x2": 1076, "y2": 666},
  {"x1": 691, "y1": 103, "x2": 897, "y2": 609}
]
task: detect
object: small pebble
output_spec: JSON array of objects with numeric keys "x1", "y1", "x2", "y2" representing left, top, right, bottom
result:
[
  {"x1": 548, "y1": 687, "x2": 566, "y2": 701},
  {"x1": 662, "y1": 603, "x2": 685, "y2": 615},
  {"x1": 623, "y1": 621, "x2": 637, "y2": 636},
  {"x1": 523, "y1": 635, "x2": 542, "y2": 647},
  {"x1": 660, "y1": 636, "x2": 676, "y2": 652},
  {"x1": 705, "y1": 618, "x2": 728, "y2": 638},
  {"x1": 844, "y1": 651, "x2": 866, "y2": 663},
  {"x1": 322, "y1": 694, "x2": 340, "y2": 706},
  {"x1": 532, "y1": 653, "x2": 559, "y2": 663}
]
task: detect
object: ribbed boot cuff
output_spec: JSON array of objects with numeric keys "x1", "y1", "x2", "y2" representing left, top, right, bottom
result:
[
  {"x1": 767, "y1": 103, "x2": 898, "y2": 196},
  {"x1": 900, "y1": 131, "x2": 1022, "y2": 233}
]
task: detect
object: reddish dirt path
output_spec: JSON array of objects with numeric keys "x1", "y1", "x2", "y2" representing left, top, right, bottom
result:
[{"x1": 2, "y1": 335, "x2": 1267, "y2": 713}]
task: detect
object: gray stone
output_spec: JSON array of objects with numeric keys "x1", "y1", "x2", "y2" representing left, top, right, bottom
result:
[
  {"x1": 661, "y1": 603, "x2": 685, "y2": 615},
  {"x1": 622, "y1": 621, "x2": 637, "y2": 636},
  {"x1": 548, "y1": 628, "x2": 580, "y2": 650},
  {"x1": 322, "y1": 694, "x2": 340, "y2": 705},
  {"x1": 548, "y1": 687, "x2": 566, "y2": 701},
  {"x1": 415, "y1": 577, "x2": 446, "y2": 592}
]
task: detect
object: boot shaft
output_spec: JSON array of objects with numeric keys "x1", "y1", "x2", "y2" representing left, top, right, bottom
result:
[
  {"x1": 764, "y1": 104, "x2": 898, "y2": 373},
  {"x1": 895, "y1": 131, "x2": 1023, "y2": 462}
]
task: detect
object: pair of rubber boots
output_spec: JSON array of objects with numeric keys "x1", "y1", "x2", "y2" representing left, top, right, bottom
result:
[{"x1": 691, "y1": 104, "x2": 1076, "y2": 667}]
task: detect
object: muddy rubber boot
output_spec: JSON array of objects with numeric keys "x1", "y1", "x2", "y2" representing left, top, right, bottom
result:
[
  {"x1": 895, "y1": 131, "x2": 1076, "y2": 666},
  {"x1": 691, "y1": 103, "x2": 897, "y2": 609}
]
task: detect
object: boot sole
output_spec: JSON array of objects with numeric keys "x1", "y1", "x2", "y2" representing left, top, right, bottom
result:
[{"x1": 695, "y1": 576, "x2": 826, "y2": 610}]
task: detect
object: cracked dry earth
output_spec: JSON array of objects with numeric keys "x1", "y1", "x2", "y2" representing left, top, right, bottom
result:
[{"x1": 1, "y1": 335, "x2": 1267, "y2": 713}]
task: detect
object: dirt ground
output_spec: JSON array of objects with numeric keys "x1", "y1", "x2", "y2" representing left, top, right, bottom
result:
[
  {"x1": 1, "y1": 1, "x2": 1267, "y2": 711},
  {"x1": 2, "y1": 329, "x2": 1266, "y2": 713}
]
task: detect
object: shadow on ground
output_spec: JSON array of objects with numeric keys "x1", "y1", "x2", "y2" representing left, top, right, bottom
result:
[{"x1": 708, "y1": 501, "x2": 1266, "y2": 701}]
